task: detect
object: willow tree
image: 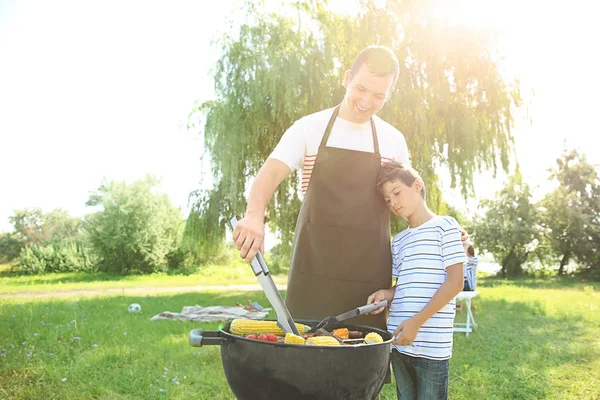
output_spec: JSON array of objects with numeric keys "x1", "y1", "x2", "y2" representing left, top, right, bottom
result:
[{"x1": 184, "y1": 0, "x2": 521, "y2": 259}]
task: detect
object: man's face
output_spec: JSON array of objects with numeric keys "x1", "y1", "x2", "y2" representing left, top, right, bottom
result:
[
  {"x1": 342, "y1": 64, "x2": 395, "y2": 124},
  {"x1": 381, "y1": 179, "x2": 422, "y2": 219}
]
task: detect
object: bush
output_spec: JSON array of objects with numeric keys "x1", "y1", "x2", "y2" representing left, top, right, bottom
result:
[
  {"x1": 84, "y1": 176, "x2": 182, "y2": 274},
  {"x1": 522, "y1": 262, "x2": 557, "y2": 279},
  {"x1": 18, "y1": 246, "x2": 48, "y2": 274},
  {"x1": 166, "y1": 244, "x2": 245, "y2": 275},
  {"x1": 17, "y1": 239, "x2": 97, "y2": 275},
  {"x1": 263, "y1": 243, "x2": 291, "y2": 275}
]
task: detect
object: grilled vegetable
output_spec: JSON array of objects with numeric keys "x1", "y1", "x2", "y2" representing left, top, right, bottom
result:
[
  {"x1": 230, "y1": 319, "x2": 311, "y2": 336},
  {"x1": 284, "y1": 333, "x2": 306, "y2": 345},
  {"x1": 364, "y1": 332, "x2": 383, "y2": 344},
  {"x1": 266, "y1": 333, "x2": 278, "y2": 342},
  {"x1": 306, "y1": 336, "x2": 341, "y2": 346},
  {"x1": 332, "y1": 328, "x2": 349, "y2": 339}
]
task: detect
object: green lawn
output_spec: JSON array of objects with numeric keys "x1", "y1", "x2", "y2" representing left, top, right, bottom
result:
[
  {"x1": 0, "y1": 263, "x2": 287, "y2": 294},
  {"x1": 1, "y1": 278, "x2": 598, "y2": 399}
]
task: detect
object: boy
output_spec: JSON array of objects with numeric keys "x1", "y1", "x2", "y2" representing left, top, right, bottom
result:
[{"x1": 368, "y1": 162, "x2": 466, "y2": 400}]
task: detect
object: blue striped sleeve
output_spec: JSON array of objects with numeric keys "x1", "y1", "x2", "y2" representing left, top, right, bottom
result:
[{"x1": 440, "y1": 218, "x2": 468, "y2": 269}]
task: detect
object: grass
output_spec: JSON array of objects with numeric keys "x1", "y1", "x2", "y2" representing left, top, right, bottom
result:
[
  {"x1": 0, "y1": 263, "x2": 287, "y2": 295},
  {"x1": 0, "y1": 277, "x2": 598, "y2": 399}
]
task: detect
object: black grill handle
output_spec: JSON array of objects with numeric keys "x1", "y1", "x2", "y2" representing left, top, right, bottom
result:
[{"x1": 189, "y1": 329, "x2": 225, "y2": 347}]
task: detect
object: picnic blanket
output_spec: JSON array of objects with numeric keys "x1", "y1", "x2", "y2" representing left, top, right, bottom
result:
[{"x1": 150, "y1": 305, "x2": 271, "y2": 322}]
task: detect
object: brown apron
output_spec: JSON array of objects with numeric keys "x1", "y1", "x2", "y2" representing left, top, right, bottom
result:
[{"x1": 285, "y1": 105, "x2": 392, "y2": 331}]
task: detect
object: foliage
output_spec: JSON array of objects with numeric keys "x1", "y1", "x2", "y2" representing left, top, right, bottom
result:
[
  {"x1": 17, "y1": 238, "x2": 97, "y2": 275},
  {"x1": 0, "y1": 232, "x2": 23, "y2": 263},
  {"x1": 474, "y1": 171, "x2": 539, "y2": 276},
  {"x1": 84, "y1": 176, "x2": 182, "y2": 274},
  {"x1": 539, "y1": 148, "x2": 600, "y2": 276},
  {"x1": 185, "y1": 0, "x2": 520, "y2": 256},
  {"x1": 1, "y1": 208, "x2": 82, "y2": 263}
]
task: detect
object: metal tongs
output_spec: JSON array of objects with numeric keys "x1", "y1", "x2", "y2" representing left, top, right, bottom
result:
[
  {"x1": 315, "y1": 300, "x2": 389, "y2": 331},
  {"x1": 229, "y1": 216, "x2": 300, "y2": 336}
]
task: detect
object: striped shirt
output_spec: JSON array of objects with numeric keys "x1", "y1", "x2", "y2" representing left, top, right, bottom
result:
[
  {"x1": 268, "y1": 108, "x2": 409, "y2": 194},
  {"x1": 388, "y1": 216, "x2": 467, "y2": 360}
]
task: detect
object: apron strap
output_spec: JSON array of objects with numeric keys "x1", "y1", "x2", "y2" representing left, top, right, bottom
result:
[
  {"x1": 370, "y1": 117, "x2": 380, "y2": 157},
  {"x1": 319, "y1": 105, "x2": 380, "y2": 156}
]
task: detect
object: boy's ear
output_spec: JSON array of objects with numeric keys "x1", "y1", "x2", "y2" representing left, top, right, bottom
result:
[{"x1": 414, "y1": 180, "x2": 423, "y2": 196}]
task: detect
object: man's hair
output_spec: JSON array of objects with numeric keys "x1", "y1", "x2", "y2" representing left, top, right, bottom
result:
[
  {"x1": 351, "y1": 45, "x2": 400, "y2": 87},
  {"x1": 376, "y1": 161, "x2": 426, "y2": 199},
  {"x1": 467, "y1": 245, "x2": 475, "y2": 257}
]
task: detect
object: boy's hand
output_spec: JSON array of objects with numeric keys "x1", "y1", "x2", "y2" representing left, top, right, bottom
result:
[
  {"x1": 366, "y1": 288, "x2": 394, "y2": 315},
  {"x1": 393, "y1": 317, "x2": 420, "y2": 346}
]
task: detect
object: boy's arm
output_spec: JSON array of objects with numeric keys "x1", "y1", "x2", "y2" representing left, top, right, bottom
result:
[{"x1": 393, "y1": 263, "x2": 464, "y2": 345}]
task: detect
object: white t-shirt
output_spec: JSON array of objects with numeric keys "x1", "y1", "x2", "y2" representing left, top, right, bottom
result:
[
  {"x1": 388, "y1": 216, "x2": 467, "y2": 361},
  {"x1": 269, "y1": 108, "x2": 410, "y2": 194}
]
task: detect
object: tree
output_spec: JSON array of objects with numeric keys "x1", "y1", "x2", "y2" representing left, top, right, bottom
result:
[
  {"x1": 84, "y1": 176, "x2": 182, "y2": 274},
  {"x1": 474, "y1": 172, "x2": 539, "y2": 276},
  {"x1": 0, "y1": 232, "x2": 22, "y2": 263},
  {"x1": 1, "y1": 208, "x2": 82, "y2": 263},
  {"x1": 8, "y1": 208, "x2": 81, "y2": 244},
  {"x1": 9, "y1": 208, "x2": 48, "y2": 245},
  {"x1": 539, "y1": 149, "x2": 600, "y2": 275},
  {"x1": 186, "y1": 0, "x2": 521, "y2": 258}
]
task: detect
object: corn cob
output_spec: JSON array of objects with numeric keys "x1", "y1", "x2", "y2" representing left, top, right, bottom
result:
[
  {"x1": 230, "y1": 319, "x2": 311, "y2": 336},
  {"x1": 284, "y1": 333, "x2": 306, "y2": 345},
  {"x1": 364, "y1": 332, "x2": 383, "y2": 344},
  {"x1": 306, "y1": 336, "x2": 341, "y2": 346}
]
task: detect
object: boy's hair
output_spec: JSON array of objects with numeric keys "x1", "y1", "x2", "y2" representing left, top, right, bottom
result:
[
  {"x1": 467, "y1": 245, "x2": 475, "y2": 257},
  {"x1": 351, "y1": 45, "x2": 400, "y2": 88},
  {"x1": 376, "y1": 161, "x2": 426, "y2": 199}
]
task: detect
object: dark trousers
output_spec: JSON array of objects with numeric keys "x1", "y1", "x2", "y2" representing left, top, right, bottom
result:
[{"x1": 390, "y1": 350, "x2": 449, "y2": 400}]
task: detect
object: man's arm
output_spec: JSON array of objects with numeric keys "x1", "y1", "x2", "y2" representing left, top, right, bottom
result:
[
  {"x1": 233, "y1": 158, "x2": 291, "y2": 262},
  {"x1": 393, "y1": 263, "x2": 464, "y2": 345}
]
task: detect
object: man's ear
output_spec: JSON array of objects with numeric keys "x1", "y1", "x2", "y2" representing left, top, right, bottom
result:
[
  {"x1": 343, "y1": 70, "x2": 352, "y2": 88},
  {"x1": 385, "y1": 87, "x2": 395, "y2": 102}
]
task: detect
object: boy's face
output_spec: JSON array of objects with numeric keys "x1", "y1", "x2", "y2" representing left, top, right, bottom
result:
[{"x1": 381, "y1": 179, "x2": 423, "y2": 218}]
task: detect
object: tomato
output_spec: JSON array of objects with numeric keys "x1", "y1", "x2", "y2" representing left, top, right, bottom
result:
[
  {"x1": 246, "y1": 334, "x2": 257, "y2": 340},
  {"x1": 266, "y1": 333, "x2": 278, "y2": 342},
  {"x1": 257, "y1": 334, "x2": 268, "y2": 341}
]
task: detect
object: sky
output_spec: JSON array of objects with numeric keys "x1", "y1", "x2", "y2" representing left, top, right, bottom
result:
[{"x1": 1, "y1": 0, "x2": 599, "y2": 236}]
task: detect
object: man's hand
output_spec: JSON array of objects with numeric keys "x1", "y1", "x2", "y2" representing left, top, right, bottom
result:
[
  {"x1": 233, "y1": 214, "x2": 265, "y2": 263},
  {"x1": 367, "y1": 288, "x2": 394, "y2": 315},
  {"x1": 393, "y1": 317, "x2": 420, "y2": 346},
  {"x1": 232, "y1": 159, "x2": 291, "y2": 263}
]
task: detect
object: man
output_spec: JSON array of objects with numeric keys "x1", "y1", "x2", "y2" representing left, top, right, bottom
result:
[{"x1": 233, "y1": 45, "x2": 408, "y2": 331}]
